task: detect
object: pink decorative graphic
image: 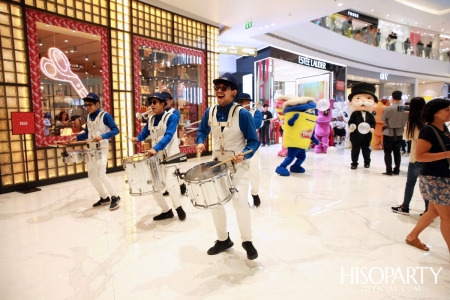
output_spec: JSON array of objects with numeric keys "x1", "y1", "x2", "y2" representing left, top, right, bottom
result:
[
  {"x1": 133, "y1": 37, "x2": 207, "y2": 154},
  {"x1": 40, "y1": 47, "x2": 88, "y2": 98},
  {"x1": 26, "y1": 9, "x2": 110, "y2": 147}
]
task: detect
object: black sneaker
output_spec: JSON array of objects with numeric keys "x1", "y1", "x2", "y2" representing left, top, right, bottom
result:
[
  {"x1": 175, "y1": 206, "x2": 186, "y2": 221},
  {"x1": 351, "y1": 165, "x2": 357, "y2": 170},
  {"x1": 383, "y1": 172, "x2": 393, "y2": 176},
  {"x1": 109, "y1": 196, "x2": 121, "y2": 211},
  {"x1": 153, "y1": 209, "x2": 174, "y2": 221},
  {"x1": 391, "y1": 205, "x2": 410, "y2": 216},
  {"x1": 180, "y1": 183, "x2": 187, "y2": 195},
  {"x1": 364, "y1": 164, "x2": 370, "y2": 168},
  {"x1": 163, "y1": 190, "x2": 169, "y2": 196},
  {"x1": 93, "y1": 197, "x2": 110, "y2": 207},
  {"x1": 207, "y1": 233, "x2": 234, "y2": 255},
  {"x1": 252, "y1": 194, "x2": 261, "y2": 207},
  {"x1": 392, "y1": 171, "x2": 400, "y2": 176},
  {"x1": 242, "y1": 241, "x2": 258, "y2": 260}
]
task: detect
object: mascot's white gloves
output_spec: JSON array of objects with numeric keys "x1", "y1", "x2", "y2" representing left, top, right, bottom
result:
[
  {"x1": 369, "y1": 128, "x2": 374, "y2": 133},
  {"x1": 349, "y1": 124, "x2": 356, "y2": 132}
]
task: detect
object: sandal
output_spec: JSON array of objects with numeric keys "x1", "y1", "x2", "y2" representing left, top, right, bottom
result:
[{"x1": 405, "y1": 238, "x2": 429, "y2": 251}]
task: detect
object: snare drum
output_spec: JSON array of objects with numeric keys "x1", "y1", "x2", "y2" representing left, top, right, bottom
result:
[
  {"x1": 83, "y1": 149, "x2": 103, "y2": 162},
  {"x1": 184, "y1": 161, "x2": 235, "y2": 209},
  {"x1": 61, "y1": 149, "x2": 85, "y2": 163},
  {"x1": 123, "y1": 155, "x2": 164, "y2": 196}
]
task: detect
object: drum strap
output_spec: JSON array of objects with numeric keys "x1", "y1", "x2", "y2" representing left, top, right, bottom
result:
[
  {"x1": 149, "y1": 112, "x2": 172, "y2": 162},
  {"x1": 210, "y1": 104, "x2": 242, "y2": 153}
]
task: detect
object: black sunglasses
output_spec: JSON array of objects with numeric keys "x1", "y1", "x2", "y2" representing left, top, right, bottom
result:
[
  {"x1": 214, "y1": 86, "x2": 230, "y2": 92},
  {"x1": 150, "y1": 100, "x2": 161, "y2": 105}
]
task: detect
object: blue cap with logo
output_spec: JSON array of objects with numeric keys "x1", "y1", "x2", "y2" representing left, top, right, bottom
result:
[
  {"x1": 83, "y1": 92, "x2": 100, "y2": 103},
  {"x1": 148, "y1": 92, "x2": 167, "y2": 105},
  {"x1": 161, "y1": 91, "x2": 173, "y2": 100},
  {"x1": 213, "y1": 72, "x2": 238, "y2": 91},
  {"x1": 236, "y1": 92, "x2": 253, "y2": 102}
]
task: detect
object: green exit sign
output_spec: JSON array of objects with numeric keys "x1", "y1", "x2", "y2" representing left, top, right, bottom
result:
[{"x1": 245, "y1": 22, "x2": 252, "y2": 29}]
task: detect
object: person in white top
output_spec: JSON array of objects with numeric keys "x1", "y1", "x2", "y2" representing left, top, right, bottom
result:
[
  {"x1": 70, "y1": 93, "x2": 121, "y2": 210},
  {"x1": 196, "y1": 73, "x2": 260, "y2": 260},
  {"x1": 236, "y1": 93, "x2": 263, "y2": 207},
  {"x1": 131, "y1": 93, "x2": 186, "y2": 221},
  {"x1": 391, "y1": 97, "x2": 427, "y2": 216}
]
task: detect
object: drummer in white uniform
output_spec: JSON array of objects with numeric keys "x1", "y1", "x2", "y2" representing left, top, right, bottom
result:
[
  {"x1": 131, "y1": 92, "x2": 186, "y2": 221},
  {"x1": 71, "y1": 93, "x2": 121, "y2": 210},
  {"x1": 160, "y1": 91, "x2": 186, "y2": 197},
  {"x1": 196, "y1": 73, "x2": 260, "y2": 260},
  {"x1": 236, "y1": 93, "x2": 262, "y2": 207}
]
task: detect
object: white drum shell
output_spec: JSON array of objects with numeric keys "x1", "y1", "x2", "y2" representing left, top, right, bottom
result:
[
  {"x1": 184, "y1": 162, "x2": 235, "y2": 209},
  {"x1": 83, "y1": 149, "x2": 103, "y2": 162},
  {"x1": 61, "y1": 149, "x2": 84, "y2": 163},
  {"x1": 123, "y1": 155, "x2": 165, "y2": 196}
]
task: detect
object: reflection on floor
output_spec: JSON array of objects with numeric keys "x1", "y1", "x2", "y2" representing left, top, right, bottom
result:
[{"x1": 0, "y1": 144, "x2": 449, "y2": 300}]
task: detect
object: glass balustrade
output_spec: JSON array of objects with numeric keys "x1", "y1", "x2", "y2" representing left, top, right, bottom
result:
[{"x1": 312, "y1": 17, "x2": 450, "y2": 62}]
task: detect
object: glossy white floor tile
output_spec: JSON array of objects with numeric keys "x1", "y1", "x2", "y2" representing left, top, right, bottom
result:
[{"x1": 1, "y1": 144, "x2": 449, "y2": 300}]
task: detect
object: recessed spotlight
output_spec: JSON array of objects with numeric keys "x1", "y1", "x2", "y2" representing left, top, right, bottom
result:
[
  {"x1": 259, "y1": 27, "x2": 262, "y2": 30},
  {"x1": 428, "y1": 26, "x2": 431, "y2": 28},
  {"x1": 386, "y1": 14, "x2": 389, "y2": 17},
  {"x1": 442, "y1": 29, "x2": 445, "y2": 31},
  {"x1": 422, "y1": 82, "x2": 425, "y2": 84},
  {"x1": 64, "y1": 39, "x2": 68, "y2": 42},
  {"x1": 371, "y1": 9, "x2": 374, "y2": 12},
  {"x1": 271, "y1": 23, "x2": 275, "y2": 26},
  {"x1": 265, "y1": 25, "x2": 269, "y2": 28},
  {"x1": 72, "y1": 29, "x2": 75, "y2": 32},
  {"x1": 415, "y1": 23, "x2": 418, "y2": 25},
  {"x1": 337, "y1": 3, "x2": 343, "y2": 6},
  {"x1": 46, "y1": 24, "x2": 49, "y2": 26}
]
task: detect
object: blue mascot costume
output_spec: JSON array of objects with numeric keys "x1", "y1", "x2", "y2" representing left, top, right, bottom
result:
[{"x1": 275, "y1": 97, "x2": 319, "y2": 176}]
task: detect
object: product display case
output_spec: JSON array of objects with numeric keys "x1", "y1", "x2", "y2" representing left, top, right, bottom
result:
[{"x1": 138, "y1": 46, "x2": 203, "y2": 148}]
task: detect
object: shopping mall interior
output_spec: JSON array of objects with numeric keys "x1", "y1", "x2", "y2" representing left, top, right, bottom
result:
[{"x1": 0, "y1": 0, "x2": 449, "y2": 299}]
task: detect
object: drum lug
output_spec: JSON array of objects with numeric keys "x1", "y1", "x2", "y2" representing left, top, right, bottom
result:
[{"x1": 147, "y1": 179, "x2": 152, "y2": 184}]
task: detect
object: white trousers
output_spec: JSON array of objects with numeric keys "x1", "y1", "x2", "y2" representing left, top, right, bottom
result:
[
  {"x1": 249, "y1": 151, "x2": 260, "y2": 196},
  {"x1": 86, "y1": 154, "x2": 118, "y2": 199},
  {"x1": 153, "y1": 164, "x2": 181, "y2": 212},
  {"x1": 211, "y1": 161, "x2": 252, "y2": 242}
]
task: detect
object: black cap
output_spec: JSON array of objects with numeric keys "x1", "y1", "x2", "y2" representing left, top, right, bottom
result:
[
  {"x1": 348, "y1": 83, "x2": 378, "y2": 102},
  {"x1": 148, "y1": 92, "x2": 167, "y2": 105},
  {"x1": 161, "y1": 91, "x2": 173, "y2": 100},
  {"x1": 213, "y1": 72, "x2": 238, "y2": 90},
  {"x1": 236, "y1": 92, "x2": 253, "y2": 102}
]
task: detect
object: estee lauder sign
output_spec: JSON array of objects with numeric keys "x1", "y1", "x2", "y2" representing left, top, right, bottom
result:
[{"x1": 298, "y1": 56, "x2": 327, "y2": 70}]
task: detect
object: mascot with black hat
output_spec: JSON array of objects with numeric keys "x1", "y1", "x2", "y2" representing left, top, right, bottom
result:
[{"x1": 348, "y1": 83, "x2": 377, "y2": 169}]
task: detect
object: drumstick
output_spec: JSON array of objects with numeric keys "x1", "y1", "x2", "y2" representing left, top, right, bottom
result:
[{"x1": 207, "y1": 150, "x2": 253, "y2": 170}]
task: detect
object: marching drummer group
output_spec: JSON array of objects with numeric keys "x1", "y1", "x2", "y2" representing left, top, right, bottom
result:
[{"x1": 73, "y1": 73, "x2": 262, "y2": 260}]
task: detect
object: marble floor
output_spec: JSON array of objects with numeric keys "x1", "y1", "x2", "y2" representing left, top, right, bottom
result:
[{"x1": 1, "y1": 144, "x2": 449, "y2": 300}]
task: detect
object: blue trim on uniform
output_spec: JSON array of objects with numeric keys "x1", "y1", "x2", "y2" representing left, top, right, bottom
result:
[
  {"x1": 77, "y1": 109, "x2": 119, "y2": 141},
  {"x1": 136, "y1": 110, "x2": 180, "y2": 152},
  {"x1": 196, "y1": 101, "x2": 260, "y2": 159},
  {"x1": 253, "y1": 110, "x2": 263, "y2": 128}
]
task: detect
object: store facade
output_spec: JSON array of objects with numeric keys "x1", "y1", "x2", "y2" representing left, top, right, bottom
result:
[
  {"x1": 236, "y1": 47, "x2": 347, "y2": 107},
  {"x1": 0, "y1": 0, "x2": 219, "y2": 193},
  {"x1": 347, "y1": 67, "x2": 415, "y2": 102}
]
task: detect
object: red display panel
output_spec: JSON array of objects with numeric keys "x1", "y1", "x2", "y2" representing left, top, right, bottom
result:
[{"x1": 11, "y1": 112, "x2": 36, "y2": 135}]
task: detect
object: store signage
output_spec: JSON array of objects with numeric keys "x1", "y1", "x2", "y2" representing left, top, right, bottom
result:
[
  {"x1": 298, "y1": 56, "x2": 327, "y2": 70},
  {"x1": 217, "y1": 44, "x2": 257, "y2": 57},
  {"x1": 245, "y1": 22, "x2": 253, "y2": 29},
  {"x1": 11, "y1": 112, "x2": 36, "y2": 135},
  {"x1": 348, "y1": 11, "x2": 359, "y2": 18},
  {"x1": 40, "y1": 47, "x2": 88, "y2": 98},
  {"x1": 380, "y1": 73, "x2": 389, "y2": 80}
]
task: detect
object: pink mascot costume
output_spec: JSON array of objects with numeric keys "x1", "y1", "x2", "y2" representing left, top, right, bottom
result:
[
  {"x1": 273, "y1": 95, "x2": 290, "y2": 157},
  {"x1": 314, "y1": 99, "x2": 334, "y2": 154}
]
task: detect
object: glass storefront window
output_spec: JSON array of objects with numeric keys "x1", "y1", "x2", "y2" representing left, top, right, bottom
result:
[
  {"x1": 26, "y1": 10, "x2": 110, "y2": 147},
  {"x1": 133, "y1": 37, "x2": 206, "y2": 153}
]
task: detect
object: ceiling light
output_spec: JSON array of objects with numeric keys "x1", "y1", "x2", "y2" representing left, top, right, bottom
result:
[
  {"x1": 337, "y1": 3, "x2": 343, "y2": 6},
  {"x1": 371, "y1": 9, "x2": 374, "y2": 12},
  {"x1": 422, "y1": 82, "x2": 425, "y2": 84},
  {"x1": 401, "y1": 19, "x2": 403, "y2": 21},
  {"x1": 93, "y1": 62, "x2": 96, "y2": 67},
  {"x1": 46, "y1": 24, "x2": 49, "y2": 26},
  {"x1": 100, "y1": 69, "x2": 102, "y2": 73},
  {"x1": 64, "y1": 39, "x2": 68, "y2": 42},
  {"x1": 85, "y1": 55, "x2": 88, "y2": 61},
  {"x1": 38, "y1": 39, "x2": 42, "y2": 46},
  {"x1": 259, "y1": 27, "x2": 262, "y2": 30},
  {"x1": 265, "y1": 25, "x2": 269, "y2": 28},
  {"x1": 72, "y1": 30, "x2": 75, "y2": 32},
  {"x1": 415, "y1": 23, "x2": 418, "y2": 25},
  {"x1": 271, "y1": 23, "x2": 275, "y2": 26},
  {"x1": 428, "y1": 26, "x2": 431, "y2": 28},
  {"x1": 386, "y1": 14, "x2": 389, "y2": 17}
]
